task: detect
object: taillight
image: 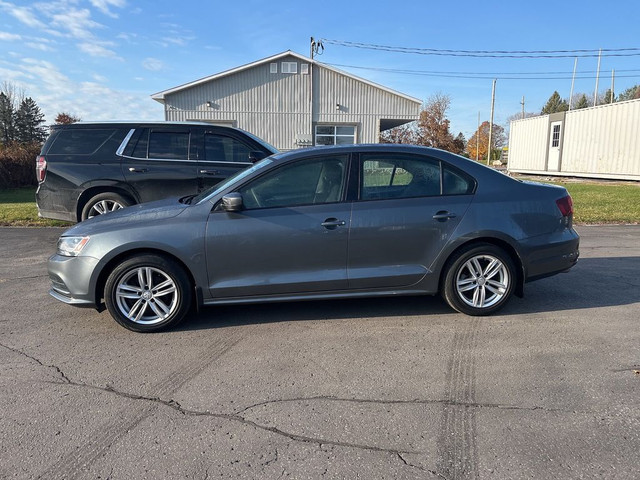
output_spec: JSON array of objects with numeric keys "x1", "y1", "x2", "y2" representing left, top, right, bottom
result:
[
  {"x1": 556, "y1": 195, "x2": 573, "y2": 217},
  {"x1": 36, "y1": 156, "x2": 47, "y2": 183}
]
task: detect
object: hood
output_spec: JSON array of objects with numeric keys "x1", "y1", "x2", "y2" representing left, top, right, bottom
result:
[{"x1": 63, "y1": 197, "x2": 187, "y2": 236}]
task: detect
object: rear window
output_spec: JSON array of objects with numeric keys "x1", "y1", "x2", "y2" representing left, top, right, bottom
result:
[{"x1": 48, "y1": 129, "x2": 119, "y2": 155}]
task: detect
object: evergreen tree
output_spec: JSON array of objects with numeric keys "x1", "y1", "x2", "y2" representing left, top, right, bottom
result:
[
  {"x1": 14, "y1": 97, "x2": 47, "y2": 144},
  {"x1": 541, "y1": 91, "x2": 569, "y2": 114},
  {"x1": 617, "y1": 84, "x2": 640, "y2": 101},
  {"x1": 0, "y1": 92, "x2": 15, "y2": 145},
  {"x1": 575, "y1": 94, "x2": 589, "y2": 109}
]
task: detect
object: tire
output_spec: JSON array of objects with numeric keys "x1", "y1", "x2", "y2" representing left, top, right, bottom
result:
[
  {"x1": 442, "y1": 243, "x2": 516, "y2": 316},
  {"x1": 104, "y1": 254, "x2": 192, "y2": 332},
  {"x1": 81, "y1": 192, "x2": 132, "y2": 221}
]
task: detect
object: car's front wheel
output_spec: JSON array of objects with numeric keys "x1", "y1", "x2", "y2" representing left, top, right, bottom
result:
[
  {"x1": 442, "y1": 243, "x2": 516, "y2": 316},
  {"x1": 104, "y1": 254, "x2": 192, "y2": 332},
  {"x1": 81, "y1": 192, "x2": 132, "y2": 221}
]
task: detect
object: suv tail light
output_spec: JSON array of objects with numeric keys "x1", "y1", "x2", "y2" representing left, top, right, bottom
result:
[
  {"x1": 556, "y1": 195, "x2": 573, "y2": 217},
  {"x1": 36, "y1": 156, "x2": 47, "y2": 183}
]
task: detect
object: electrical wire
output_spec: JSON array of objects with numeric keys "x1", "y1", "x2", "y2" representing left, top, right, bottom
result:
[
  {"x1": 321, "y1": 62, "x2": 640, "y2": 80},
  {"x1": 321, "y1": 39, "x2": 640, "y2": 58}
]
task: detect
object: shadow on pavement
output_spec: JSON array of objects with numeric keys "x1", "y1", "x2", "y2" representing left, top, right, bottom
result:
[{"x1": 174, "y1": 256, "x2": 640, "y2": 332}]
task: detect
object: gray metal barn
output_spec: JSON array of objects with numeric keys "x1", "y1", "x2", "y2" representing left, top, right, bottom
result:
[
  {"x1": 151, "y1": 51, "x2": 421, "y2": 151},
  {"x1": 508, "y1": 98, "x2": 640, "y2": 181}
]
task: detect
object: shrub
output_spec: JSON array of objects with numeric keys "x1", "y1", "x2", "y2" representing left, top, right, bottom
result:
[{"x1": 0, "y1": 142, "x2": 41, "y2": 188}]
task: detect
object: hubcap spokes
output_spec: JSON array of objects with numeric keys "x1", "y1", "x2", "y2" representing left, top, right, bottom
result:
[
  {"x1": 115, "y1": 267, "x2": 178, "y2": 324},
  {"x1": 456, "y1": 255, "x2": 509, "y2": 309},
  {"x1": 89, "y1": 200, "x2": 124, "y2": 218}
]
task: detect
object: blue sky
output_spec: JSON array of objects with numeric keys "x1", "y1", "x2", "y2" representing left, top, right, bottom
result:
[{"x1": 1, "y1": 0, "x2": 639, "y2": 138}]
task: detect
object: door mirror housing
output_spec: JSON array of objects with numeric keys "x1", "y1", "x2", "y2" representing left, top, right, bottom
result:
[
  {"x1": 249, "y1": 150, "x2": 267, "y2": 163},
  {"x1": 222, "y1": 192, "x2": 244, "y2": 212}
]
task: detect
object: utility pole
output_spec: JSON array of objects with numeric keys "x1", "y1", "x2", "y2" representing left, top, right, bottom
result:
[
  {"x1": 520, "y1": 96, "x2": 525, "y2": 119},
  {"x1": 569, "y1": 57, "x2": 578, "y2": 110},
  {"x1": 594, "y1": 48, "x2": 602, "y2": 107},
  {"x1": 611, "y1": 69, "x2": 615, "y2": 104},
  {"x1": 487, "y1": 79, "x2": 496, "y2": 166}
]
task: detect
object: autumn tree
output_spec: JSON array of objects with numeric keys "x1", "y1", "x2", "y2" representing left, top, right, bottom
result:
[
  {"x1": 415, "y1": 93, "x2": 464, "y2": 154},
  {"x1": 379, "y1": 122, "x2": 417, "y2": 144},
  {"x1": 55, "y1": 112, "x2": 81, "y2": 124},
  {"x1": 541, "y1": 91, "x2": 568, "y2": 114},
  {"x1": 467, "y1": 121, "x2": 506, "y2": 162}
]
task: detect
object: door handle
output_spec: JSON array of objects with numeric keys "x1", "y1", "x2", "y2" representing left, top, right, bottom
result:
[
  {"x1": 321, "y1": 218, "x2": 346, "y2": 230},
  {"x1": 128, "y1": 167, "x2": 148, "y2": 173},
  {"x1": 432, "y1": 211, "x2": 457, "y2": 221},
  {"x1": 199, "y1": 169, "x2": 220, "y2": 175}
]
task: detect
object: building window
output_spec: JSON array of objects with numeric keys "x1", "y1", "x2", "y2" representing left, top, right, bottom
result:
[
  {"x1": 281, "y1": 62, "x2": 297, "y2": 74},
  {"x1": 300, "y1": 63, "x2": 309, "y2": 75},
  {"x1": 552, "y1": 124, "x2": 561, "y2": 147},
  {"x1": 315, "y1": 125, "x2": 356, "y2": 145},
  {"x1": 270, "y1": 63, "x2": 277, "y2": 74}
]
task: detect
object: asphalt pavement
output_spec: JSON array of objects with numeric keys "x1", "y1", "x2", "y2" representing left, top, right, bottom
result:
[{"x1": 0, "y1": 225, "x2": 638, "y2": 479}]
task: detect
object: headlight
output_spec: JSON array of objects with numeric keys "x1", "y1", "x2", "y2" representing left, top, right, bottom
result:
[{"x1": 57, "y1": 236, "x2": 90, "y2": 257}]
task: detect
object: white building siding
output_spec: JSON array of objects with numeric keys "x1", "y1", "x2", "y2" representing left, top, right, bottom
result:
[
  {"x1": 508, "y1": 115, "x2": 549, "y2": 171},
  {"x1": 508, "y1": 98, "x2": 640, "y2": 180},
  {"x1": 562, "y1": 100, "x2": 640, "y2": 177}
]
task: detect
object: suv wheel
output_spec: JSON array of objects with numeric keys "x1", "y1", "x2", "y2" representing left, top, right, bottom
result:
[
  {"x1": 104, "y1": 254, "x2": 192, "y2": 332},
  {"x1": 442, "y1": 243, "x2": 516, "y2": 316},
  {"x1": 81, "y1": 192, "x2": 132, "y2": 221}
]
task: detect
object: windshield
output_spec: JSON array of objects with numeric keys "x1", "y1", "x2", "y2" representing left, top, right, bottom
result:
[
  {"x1": 193, "y1": 158, "x2": 274, "y2": 205},
  {"x1": 242, "y1": 130, "x2": 278, "y2": 154}
]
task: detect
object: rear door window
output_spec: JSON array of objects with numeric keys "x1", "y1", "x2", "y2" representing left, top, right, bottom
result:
[
  {"x1": 48, "y1": 129, "x2": 118, "y2": 155},
  {"x1": 205, "y1": 133, "x2": 253, "y2": 163},
  {"x1": 148, "y1": 131, "x2": 190, "y2": 160}
]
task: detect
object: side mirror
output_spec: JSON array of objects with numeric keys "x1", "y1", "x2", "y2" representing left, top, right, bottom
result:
[
  {"x1": 248, "y1": 150, "x2": 267, "y2": 163},
  {"x1": 222, "y1": 192, "x2": 244, "y2": 212}
]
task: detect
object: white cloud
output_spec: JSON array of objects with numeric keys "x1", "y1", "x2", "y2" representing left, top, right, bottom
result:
[
  {"x1": 51, "y1": 8, "x2": 104, "y2": 40},
  {"x1": 92, "y1": 73, "x2": 108, "y2": 83},
  {"x1": 142, "y1": 57, "x2": 164, "y2": 71},
  {"x1": 89, "y1": 0, "x2": 126, "y2": 18},
  {"x1": 0, "y1": 31, "x2": 21, "y2": 41},
  {"x1": 0, "y1": 1, "x2": 46, "y2": 28},
  {"x1": 26, "y1": 42, "x2": 55, "y2": 51},
  {"x1": 78, "y1": 42, "x2": 122, "y2": 59}
]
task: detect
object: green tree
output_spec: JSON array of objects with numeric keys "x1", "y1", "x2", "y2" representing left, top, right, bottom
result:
[
  {"x1": 601, "y1": 89, "x2": 615, "y2": 105},
  {"x1": 14, "y1": 97, "x2": 46, "y2": 144},
  {"x1": 575, "y1": 94, "x2": 590, "y2": 109},
  {"x1": 0, "y1": 92, "x2": 15, "y2": 145},
  {"x1": 541, "y1": 91, "x2": 569, "y2": 114},
  {"x1": 617, "y1": 84, "x2": 640, "y2": 101}
]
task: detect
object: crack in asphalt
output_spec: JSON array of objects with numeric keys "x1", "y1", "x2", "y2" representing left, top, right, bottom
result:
[
  {"x1": 0, "y1": 343, "x2": 71, "y2": 384},
  {"x1": 397, "y1": 453, "x2": 448, "y2": 479},
  {"x1": 0, "y1": 274, "x2": 49, "y2": 284}
]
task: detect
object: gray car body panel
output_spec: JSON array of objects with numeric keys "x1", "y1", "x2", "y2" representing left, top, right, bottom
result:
[{"x1": 48, "y1": 144, "x2": 579, "y2": 311}]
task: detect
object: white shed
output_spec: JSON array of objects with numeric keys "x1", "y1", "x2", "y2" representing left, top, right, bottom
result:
[{"x1": 508, "y1": 98, "x2": 640, "y2": 181}]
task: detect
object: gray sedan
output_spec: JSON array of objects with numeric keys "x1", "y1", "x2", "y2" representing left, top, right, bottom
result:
[{"x1": 48, "y1": 144, "x2": 579, "y2": 332}]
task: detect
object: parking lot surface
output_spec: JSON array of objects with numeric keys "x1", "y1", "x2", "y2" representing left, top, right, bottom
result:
[{"x1": 0, "y1": 225, "x2": 639, "y2": 479}]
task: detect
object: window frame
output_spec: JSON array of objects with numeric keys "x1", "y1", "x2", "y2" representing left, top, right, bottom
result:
[
  {"x1": 355, "y1": 153, "x2": 477, "y2": 202},
  {"x1": 314, "y1": 124, "x2": 357, "y2": 146},
  {"x1": 234, "y1": 154, "x2": 352, "y2": 211},
  {"x1": 203, "y1": 132, "x2": 254, "y2": 165}
]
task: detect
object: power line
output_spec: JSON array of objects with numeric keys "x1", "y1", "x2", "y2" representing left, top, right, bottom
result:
[
  {"x1": 321, "y1": 39, "x2": 640, "y2": 58},
  {"x1": 321, "y1": 62, "x2": 640, "y2": 80}
]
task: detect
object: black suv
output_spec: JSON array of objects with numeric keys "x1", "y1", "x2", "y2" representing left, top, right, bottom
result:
[{"x1": 36, "y1": 122, "x2": 277, "y2": 222}]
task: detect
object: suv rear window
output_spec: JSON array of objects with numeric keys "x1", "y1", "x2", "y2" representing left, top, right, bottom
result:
[{"x1": 48, "y1": 129, "x2": 119, "y2": 155}]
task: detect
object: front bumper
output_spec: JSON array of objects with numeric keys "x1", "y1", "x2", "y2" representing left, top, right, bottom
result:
[{"x1": 48, "y1": 254, "x2": 101, "y2": 308}]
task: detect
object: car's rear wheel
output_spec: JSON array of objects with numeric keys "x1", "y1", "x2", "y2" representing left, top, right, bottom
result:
[
  {"x1": 442, "y1": 243, "x2": 516, "y2": 316},
  {"x1": 104, "y1": 254, "x2": 192, "y2": 332},
  {"x1": 81, "y1": 192, "x2": 132, "y2": 221}
]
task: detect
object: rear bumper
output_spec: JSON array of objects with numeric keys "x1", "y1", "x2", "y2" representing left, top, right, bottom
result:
[
  {"x1": 36, "y1": 185, "x2": 76, "y2": 222},
  {"x1": 522, "y1": 228, "x2": 580, "y2": 282}
]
